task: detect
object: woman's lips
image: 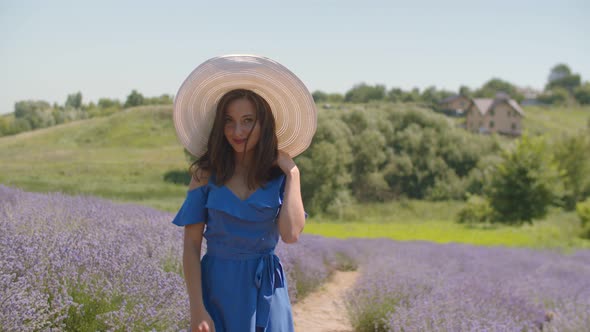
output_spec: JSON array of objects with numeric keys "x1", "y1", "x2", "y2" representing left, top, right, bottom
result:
[{"x1": 233, "y1": 138, "x2": 246, "y2": 145}]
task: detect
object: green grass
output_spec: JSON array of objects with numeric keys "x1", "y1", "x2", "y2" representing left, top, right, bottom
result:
[
  {"x1": 63, "y1": 288, "x2": 123, "y2": 332},
  {"x1": 309, "y1": 199, "x2": 465, "y2": 224},
  {"x1": 0, "y1": 106, "x2": 192, "y2": 212},
  {"x1": 304, "y1": 205, "x2": 590, "y2": 252},
  {"x1": 522, "y1": 105, "x2": 590, "y2": 139}
]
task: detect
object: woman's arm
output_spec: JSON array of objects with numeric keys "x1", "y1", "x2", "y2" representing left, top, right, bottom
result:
[
  {"x1": 276, "y1": 151, "x2": 306, "y2": 243},
  {"x1": 184, "y1": 174, "x2": 215, "y2": 331}
]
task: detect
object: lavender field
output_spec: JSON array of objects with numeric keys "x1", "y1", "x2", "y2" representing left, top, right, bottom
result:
[
  {"x1": 346, "y1": 240, "x2": 590, "y2": 331},
  {"x1": 1, "y1": 184, "x2": 590, "y2": 331},
  {"x1": 0, "y1": 185, "x2": 352, "y2": 331}
]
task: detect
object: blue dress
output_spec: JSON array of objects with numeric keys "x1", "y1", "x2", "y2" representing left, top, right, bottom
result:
[{"x1": 172, "y1": 173, "x2": 295, "y2": 332}]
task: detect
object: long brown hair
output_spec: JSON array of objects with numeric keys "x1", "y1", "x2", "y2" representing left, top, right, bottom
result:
[{"x1": 189, "y1": 89, "x2": 281, "y2": 189}]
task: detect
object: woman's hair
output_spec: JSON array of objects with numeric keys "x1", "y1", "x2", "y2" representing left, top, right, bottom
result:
[{"x1": 189, "y1": 89, "x2": 282, "y2": 189}]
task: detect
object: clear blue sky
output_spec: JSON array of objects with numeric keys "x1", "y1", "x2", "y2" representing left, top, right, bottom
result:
[{"x1": 0, "y1": 0, "x2": 588, "y2": 115}]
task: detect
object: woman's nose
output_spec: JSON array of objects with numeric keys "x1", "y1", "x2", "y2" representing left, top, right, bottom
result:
[{"x1": 235, "y1": 123, "x2": 247, "y2": 136}]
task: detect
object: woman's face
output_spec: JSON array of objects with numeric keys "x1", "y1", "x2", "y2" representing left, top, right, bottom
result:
[{"x1": 224, "y1": 98, "x2": 261, "y2": 154}]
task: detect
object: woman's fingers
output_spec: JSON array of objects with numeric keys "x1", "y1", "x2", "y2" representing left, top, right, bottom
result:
[{"x1": 198, "y1": 321, "x2": 209, "y2": 332}]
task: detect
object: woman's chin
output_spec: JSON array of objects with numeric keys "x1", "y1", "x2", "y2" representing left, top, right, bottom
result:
[
  {"x1": 231, "y1": 145, "x2": 256, "y2": 155},
  {"x1": 230, "y1": 145, "x2": 247, "y2": 154}
]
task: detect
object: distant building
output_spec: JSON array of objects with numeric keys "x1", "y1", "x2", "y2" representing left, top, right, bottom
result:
[
  {"x1": 465, "y1": 93, "x2": 524, "y2": 136},
  {"x1": 516, "y1": 86, "x2": 543, "y2": 106},
  {"x1": 438, "y1": 95, "x2": 471, "y2": 117}
]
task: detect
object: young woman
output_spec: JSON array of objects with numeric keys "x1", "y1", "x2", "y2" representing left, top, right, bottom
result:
[{"x1": 171, "y1": 55, "x2": 316, "y2": 332}]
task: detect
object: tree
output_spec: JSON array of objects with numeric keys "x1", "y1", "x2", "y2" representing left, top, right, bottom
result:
[
  {"x1": 402, "y1": 88, "x2": 421, "y2": 103},
  {"x1": 553, "y1": 133, "x2": 590, "y2": 210},
  {"x1": 420, "y1": 86, "x2": 438, "y2": 106},
  {"x1": 474, "y1": 78, "x2": 524, "y2": 102},
  {"x1": 487, "y1": 135, "x2": 562, "y2": 224},
  {"x1": 342, "y1": 109, "x2": 368, "y2": 135},
  {"x1": 297, "y1": 113, "x2": 353, "y2": 214},
  {"x1": 344, "y1": 83, "x2": 386, "y2": 103},
  {"x1": 459, "y1": 85, "x2": 472, "y2": 97},
  {"x1": 124, "y1": 90, "x2": 144, "y2": 108},
  {"x1": 546, "y1": 63, "x2": 581, "y2": 92},
  {"x1": 548, "y1": 64, "x2": 571, "y2": 80},
  {"x1": 14, "y1": 100, "x2": 50, "y2": 119},
  {"x1": 312, "y1": 90, "x2": 328, "y2": 103},
  {"x1": 0, "y1": 116, "x2": 10, "y2": 135},
  {"x1": 327, "y1": 93, "x2": 344, "y2": 103},
  {"x1": 574, "y1": 82, "x2": 590, "y2": 105},
  {"x1": 537, "y1": 87, "x2": 570, "y2": 105},
  {"x1": 577, "y1": 198, "x2": 590, "y2": 238},
  {"x1": 11, "y1": 118, "x2": 32, "y2": 133},
  {"x1": 418, "y1": 86, "x2": 454, "y2": 106},
  {"x1": 145, "y1": 94, "x2": 173, "y2": 105},
  {"x1": 98, "y1": 98, "x2": 121, "y2": 109},
  {"x1": 351, "y1": 129, "x2": 388, "y2": 201},
  {"x1": 65, "y1": 92, "x2": 83, "y2": 109},
  {"x1": 13, "y1": 100, "x2": 53, "y2": 129},
  {"x1": 387, "y1": 88, "x2": 404, "y2": 102}
]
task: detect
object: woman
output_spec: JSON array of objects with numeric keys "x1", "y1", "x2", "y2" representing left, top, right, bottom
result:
[{"x1": 171, "y1": 55, "x2": 316, "y2": 332}]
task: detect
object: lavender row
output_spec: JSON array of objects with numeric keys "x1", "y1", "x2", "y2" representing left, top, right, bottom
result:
[
  {"x1": 4, "y1": 183, "x2": 589, "y2": 331},
  {"x1": 0, "y1": 185, "x2": 345, "y2": 331},
  {"x1": 345, "y1": 239, "x2": 590, "y2": 331}
]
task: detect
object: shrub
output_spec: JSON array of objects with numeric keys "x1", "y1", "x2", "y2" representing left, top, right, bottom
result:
[
  {"x1": 457, "y1": 195, "x2": 494, "y2": 224},
  {"x1": 577, "y1": 198, "x2": 590, "y2": 238},
  {"x1": 553, "y1": 133, "x2": 590, "y2": 210},
  {"x1": 574, "y1": 82, "x2": 590, "y2": 105},
  {"x1": 487, "y1": 134, "x2": 563, "y2": 224}
]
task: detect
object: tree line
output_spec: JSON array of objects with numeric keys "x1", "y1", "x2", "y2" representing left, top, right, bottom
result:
[
  {"x1": 0, "y1": 90, "x2": 172, "y2": 137},
  {"x1": 2, "y1": 63, "x2": 588, "y2": 138},
  {"x1": 312, "y1": 63, "x2": 590, "y2": 106},
  {"x1": 293, "y1": 104, "x2": 590, "y2": 229}
]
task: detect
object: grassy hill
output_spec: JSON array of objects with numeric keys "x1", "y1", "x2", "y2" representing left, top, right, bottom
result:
[
  {"x1": 522, "y1": 105, "x2": 590, "y2": 138},
  {"x1": 0, "y1": 105, "x2": 190, "y2": 211}
]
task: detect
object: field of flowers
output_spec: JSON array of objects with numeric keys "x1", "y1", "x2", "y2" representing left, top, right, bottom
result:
[
  {"x1": 2, "y1": 184, "x2": 590, "y2": 331},
  {"x1": 0, "y1": 185, "x2": 347, "y2": 331},
  {"x1": 345, "y1": 240, "x2": 590, "y2": 331}
]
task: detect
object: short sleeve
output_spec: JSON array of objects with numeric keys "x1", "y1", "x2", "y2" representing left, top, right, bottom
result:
[
  {"x1": 279, "y1": 174, "x2": 308, "y2": 219},
  {"x1": 171, "y1": 185, "x2": 209, "y2": 226}
]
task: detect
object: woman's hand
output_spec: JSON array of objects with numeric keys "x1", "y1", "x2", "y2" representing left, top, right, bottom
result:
[
  {"x1": 276, "y1": 150, "x2": 298, "y2": 174},
  {"x1": 190, "y1": 311, "x2": 215, "y2": 332}
]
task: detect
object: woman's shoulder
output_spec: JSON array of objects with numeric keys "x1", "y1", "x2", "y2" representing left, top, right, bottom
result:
[{"x1": 188, "y1": 168, "x2": 211, "y2": 191}]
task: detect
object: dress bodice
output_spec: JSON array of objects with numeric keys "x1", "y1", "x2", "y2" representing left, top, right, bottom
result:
[
  {"x1": 173, "y1": 173, "x2": 286, "y2": 250},
  {"x1": 203, "y1": 173, "x2": 285, "y2": 255}
]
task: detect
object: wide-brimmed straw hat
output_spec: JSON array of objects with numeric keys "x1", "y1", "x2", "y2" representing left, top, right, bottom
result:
[{"x1": 173, "y1": 54, "x2": 317, "y2": 159}]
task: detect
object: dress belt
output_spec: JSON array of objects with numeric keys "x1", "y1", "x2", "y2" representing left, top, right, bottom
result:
[{"x1": 205, "y1": 244, "x2": 286, "y2": 330}]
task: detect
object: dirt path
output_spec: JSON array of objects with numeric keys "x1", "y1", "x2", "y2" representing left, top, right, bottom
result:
[{"x1": 292, "y1": 270, "x2": 360, "y2": 332}]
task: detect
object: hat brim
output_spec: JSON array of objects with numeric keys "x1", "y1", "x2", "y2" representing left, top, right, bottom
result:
[{"x1": 173, "y1": 54, "x2": 317, "y2": 159}]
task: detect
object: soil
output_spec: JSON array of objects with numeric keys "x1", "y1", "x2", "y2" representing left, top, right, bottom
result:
[{"x1": 292, "y1": 270, "x2": 360, "y2": 332}]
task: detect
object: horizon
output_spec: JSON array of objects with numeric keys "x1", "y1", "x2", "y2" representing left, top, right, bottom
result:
[{"x1": 1, "y1": 0, "x2": 589, "y2": 115}]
